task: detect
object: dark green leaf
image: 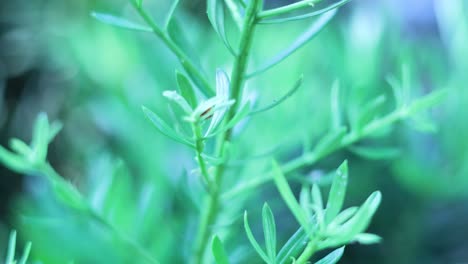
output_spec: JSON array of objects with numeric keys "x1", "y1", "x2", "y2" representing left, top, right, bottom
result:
[
  {"x1": 244, "y1": 211, "x2": 270, "y2": 263},
  {"x1": 250, "y1": 76, "x2": 303, "y2": 115},
  {"x1": 176, "y1": 71, "x2": 197, "y2": 108},
  {"x1": 212, "y1": 235, "x2": 230, "y2": 264},
  {"x1": 324, "y1": 160, "x2": 348, "y2": 224},
  {"x1": 315, "y1": 246, "x2": 345, "y2": 264},
  {"x1": 247, "y1": 10, "x2": 336, "y2": 77},
  {"x1": 262, "y1": 203, "x2": 277, "y2": 262},
  {"x1": 142, "y1": 106, "x2": 195, "y2": 148},
  {"x1": 91, "y1": 12, "x2": 152, "y2": 32}
]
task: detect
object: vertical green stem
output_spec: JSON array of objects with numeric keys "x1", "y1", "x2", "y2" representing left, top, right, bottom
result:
[
  {"x1": 192, "y1": 122, "x2": 214, "y2": 190},
  {"x1": 191, "y1": 0, "x2": 262, "y2": 263},
  {"x1": 296, "y1": 240, "x2": 317, "y2": 264}
]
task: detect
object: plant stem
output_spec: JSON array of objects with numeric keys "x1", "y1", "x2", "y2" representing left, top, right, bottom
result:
[
  {"x1": 130, "y1": 2, "x2": 214, "y2": 97},
  {"x1": 192, "y1": 122, "x2": 214, "y2": 190},
  {"x1": 257, "y1": 0, "x2": 321, "y2": 20},
  {"x1": 191, "y1": 0, "x2": 262, "y2": 263},
  {"x1": 221, "y1": 109, "x2": 406, "y2": 199},
  {"x1": 296, "y1": 240, "x2": 317, "y2": 264}
]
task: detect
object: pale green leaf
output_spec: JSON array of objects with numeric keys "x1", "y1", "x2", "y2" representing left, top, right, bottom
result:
[
  {"x1": 314, "y1": 246, "x2": 345, "y2": 264},
  {"x1": 262, "y1": 203, "x2": 277, "y2": 262},
  {"x1": 91, "y1": 12, "x2": 152, "y2": 32},
  {"x1": 142, "y1": 106, "x2": 195, "y2": 148},
  {"x1": 272, "y1": 160, "x2": 311, "y2": 236},
  {"x1": 244, "y1": 211, "x2": 270, "y2": 263},
  {"x1": 6, "y1": 230, "x2": 16, "y2": 264},
  {"x1": 207, "y1": 0, "x2": 236, "y2": 55},
  {"x1": 353, "y1": 233, "x2": 382, "y2": 245},
  {"x1": 324, "y1": 160, "x2": 348, "y2": 224}
]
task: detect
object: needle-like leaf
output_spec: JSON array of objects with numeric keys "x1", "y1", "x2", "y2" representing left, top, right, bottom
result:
[
  {"x1": 91, "y1": 12, "x2": 152, "y2": 32},
  {"x1": 262, "y1": 203, "x2": 277, "y2": 262},
  {"x1": 247, "y1": 10, "x2": 336, "y2": 78}
]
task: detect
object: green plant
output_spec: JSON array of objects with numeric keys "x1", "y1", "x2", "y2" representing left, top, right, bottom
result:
[
  {"x1": 0, "y1": 0, "x2": 447, "y2": 263},
  {"x1": 4, "y1": 230, "x2": 32, "y2": 264}
]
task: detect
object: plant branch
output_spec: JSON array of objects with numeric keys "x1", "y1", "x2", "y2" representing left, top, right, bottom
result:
[
  {"x1": 191, "y1": 0, "x2": 262, "y2": 262},
  {"x1": 296, "y1": 240, "x2": 317, "y2": 264},
  {"x1": 130, "y1": 1, "x2": 214, "y2": 97},
  {"x1": 221, "y1": 109, "x2": 407, "y2": 199},
  {"x1": 192, "y1": 122, "x2": 215, "y2": 191}
]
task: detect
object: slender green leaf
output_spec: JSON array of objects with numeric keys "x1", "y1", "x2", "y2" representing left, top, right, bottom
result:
[
  {"x1": 272, "y1": 160, "x2": 311, "y2": 236},
  {"x1": 6, "y1": 230, "x2": 16, "y2": 264},
  {"x1": 276, "y1": 227, "x2": 308, "y2": 264},
  {"x1": 31, "y1": 113, "x2": 49, "y2": 162},
  {"x1": 91, "y1": 12, "x2": 152, "y2": 32},
  {"x1": 142, "y1": 106, "x2": 195, "y2": 148},
  {"x1": 48, "y1": 121, "x2": 63, "y2": 143},
  {"x1": 212, "y1": 235, "x2": 230, "y2": 264},
  {"x1": 320, "y1": 191, "x2": 382, "y2": 248},
  {"x1": 311, "y1": 184, "x2": 323, "y2": 211},
  {"x1": 224, "y1": 0, "x2": 244, "y2": 29},
  {"x1": 207, "y1": 0, "x2": 236, "y2": 55},
  {"x1": 353, "y1": 233, "x2": 382, "y2": 245},
  {"x1": 348, "y1": 146, "x2": 401, "y2": 160},
  {"x1": 0, "y1": 146, "x2": 33, "y2": 174},
  {"x1": 244, "y1": 211, "x2": 270, "y2": 263},
  {"x1": 300, "y1": 185, "x2": 312, "y2": 220},
  {"x1": 167, "y1": 17, "x2": 200, "y2": 63},
  {"x1": 262, "y1": 203, "x2": 277, "y2": 262},
  {"x1": 324, "y1": 160, "x2": 348, "y2": 224},
  {"x1": 9, "y1": 138, "x2": 32, "y2": 157},
  {"x1": 176, "y1": 71, "x2": 198, "y2": 108},
  {"x1": 326, "y1": 207, "x2": 358, "y2": 232},
  {"x1": 406, "y1": 89, "x2": 448, "y2": 115},
  {"x1": 315, "y1": 246, "x2": 345, "y2": 264},
  {"x1": 250, "y1": 76, "x2": 303, "y2": 115},
  {"x1": 164, "y1": 0, "x2": 181, "y2": 29},
  {"x1": 18, "y1": 241, "x2": 32, "y2": 264},
  {"x1": 247, "y1": 10, "x2": 336, "y2": 78},
  {"x1": 259, "y1": 0, "x2": 350, "y2": 24}
]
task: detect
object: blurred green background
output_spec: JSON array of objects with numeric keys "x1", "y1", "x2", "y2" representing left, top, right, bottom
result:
[{"x1": 0, "y1": 0, "x2": 467, "y2": 263}]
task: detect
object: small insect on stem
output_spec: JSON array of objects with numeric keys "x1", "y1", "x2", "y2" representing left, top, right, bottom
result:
[{"x1": 200, "y1": 107, "x2": 213, "y2": 120}]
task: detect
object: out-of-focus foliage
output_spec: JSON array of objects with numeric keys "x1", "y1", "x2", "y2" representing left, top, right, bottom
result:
[{"x1": 0, "y1": 0, "x2": 467, "y2": 263}]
